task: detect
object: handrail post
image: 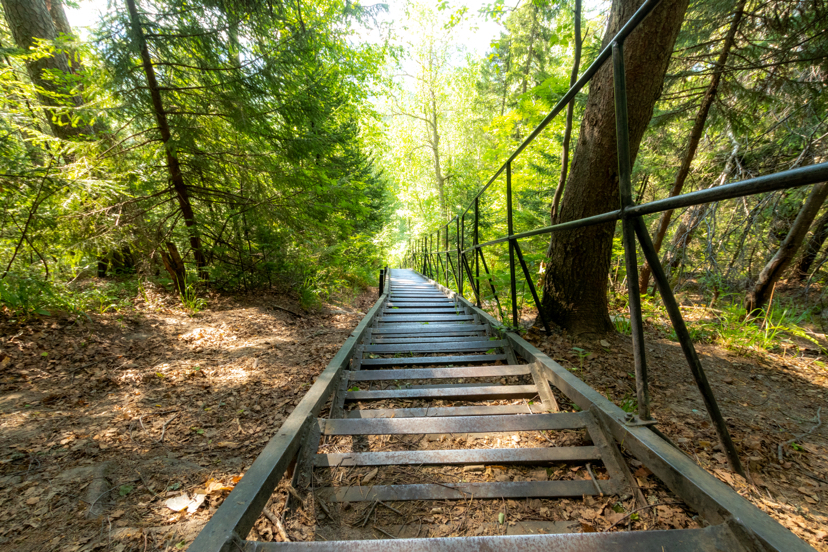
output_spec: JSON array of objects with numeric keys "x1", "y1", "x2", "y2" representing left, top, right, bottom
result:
[
  {"x1": 474, "y1": 197, "x2": 481, "y2": 308},
  {"x1": 507, "y1": 161, "x2": 518, "y2": 328},
  {"x1": 444, "y1": 224, "x2": 449, "y2": 286},
  {"x1": 612, "y1": 40, "x2": 650, "y2": 422},
  {"x1": 461, "y1": 213, "x2": 466, "y2": 296},
  {"x1": 456, "y1": 216, "x2": 462, "y2": 296}
]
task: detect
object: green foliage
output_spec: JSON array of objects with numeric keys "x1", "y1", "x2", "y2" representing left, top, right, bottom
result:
[
  {"x1": 0, "y1": 0, "x2": 391, "y2": 309},
  {"x1": 180, "y1": 277, "x2": 207, "y2": 315},
  {"x1": 0, "y1": 273, "x2": 56, "y2": 317}
]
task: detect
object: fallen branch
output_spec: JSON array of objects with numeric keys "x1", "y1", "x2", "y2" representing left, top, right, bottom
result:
[
  {"x1": 272, "y1": 304, "x2": 302, "y2": 317},
  {"x1": 262, "y1": 507, "x2": 290, "y2": 542}
]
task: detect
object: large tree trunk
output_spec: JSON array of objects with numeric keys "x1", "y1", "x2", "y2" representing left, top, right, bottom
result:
[
  {"x1": 793, "y1": 206, "x2": 828, "y2": 280},
  {"x1": 1, "y1": 0, "x2": 84, "y2": 139},
  {"x1": 637, "y1": 0, "x2": 745, "y2": 292},
  {"x1": 550, "y1": 0, "x2": 581, "y2": 224},
  {"x1": 541, "y1": 0, "x2": 689, "y2": 336},
  {"x1": 125, "y1": 0, "x2": 208, "y2": 276},
  {"x1": 745, "y1": 183, "x2": 828, "y2": 312}
]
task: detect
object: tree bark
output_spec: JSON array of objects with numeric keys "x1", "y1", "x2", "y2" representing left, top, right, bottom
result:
[
  {"x1": 793, "y1": 206, "x2": 828, "y2": 280},
  {"x1": 1, "y1": 0, "x2": 84, "y2": 139},
  {"x1": 745, "y1": 183, "x2": 828, "y2": 312},
  {"x1": 125, "y1": 0, "x2": 208, "y2": 276},
  {"x1": 550, "y1": 0, "x2": 581, "y2": 224},
  {"x1": 541, "y1": 0, "x2": 689, "y2": 336},
  {"x1": 44, "y1": 0, "x2": 72, "y2": 38},
  {"x1": 662, "y1": 134, "x2": 739, "y2": 277},
  {"x1": 637, "y1": 0, "x2": 745, "y2": 293}
]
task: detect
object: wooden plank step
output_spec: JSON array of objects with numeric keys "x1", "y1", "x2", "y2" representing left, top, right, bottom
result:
[
  {"x1": 346, "y1": 365, "x2": 530, "y2": 381},
  {"x1": 361, "y1": 354, "x2": 507, "y2": 367},
  {"x1": 314, "y1": 446, "x2": 601, "y2": 467},
  {"x1": 364, "y1": 340, "x2": 504, "y2": 353},
  {"x1": 344, "y1": 404, "x2": 546, "y2": 418},
  {"x1": 321, "y1": 413, "x2": 586, "y2": 435},
  {"x1": 245, "y1": 523, "x2": 739, "y2": 550},
  {"x1": 319, "y1": 480, "x2": 601, "y2": 502},
  {"x1": 389, "y1": 293, "x2": 447, "y2": 297},
  {"x1": 367, "y1": 337, "x2": 499, "y2": 346},
  {"x1": 379, "y1": 315, "x2": 475, "y2": 323},
  {"x1": 371, "y1": 336, "x2": 487, "y2": 344},
  {"x1": 386, "y1": 302, "x2": 456, "y2": 308},
  {"x1": 345, "y1": 384, "x2": 536, "y2": 401},
  {"x1": 383, "y1": 308, "x2": 460, "y2": 315},
  {"x1": 372, "y1": 324, "x2": 485, "y2": 334}
]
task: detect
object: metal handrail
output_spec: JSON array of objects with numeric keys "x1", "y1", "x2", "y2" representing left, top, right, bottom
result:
[{"x1": 403, "y1": 0, "x2": 828, "y2": 479}]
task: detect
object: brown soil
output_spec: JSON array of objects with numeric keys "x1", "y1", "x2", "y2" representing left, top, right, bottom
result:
[
  {"x1": 0, "y1": 282, "x2": 375, "y2": 551},
  {"x1": 522, "y1": 318, "x2": 828, "y2": 551}
]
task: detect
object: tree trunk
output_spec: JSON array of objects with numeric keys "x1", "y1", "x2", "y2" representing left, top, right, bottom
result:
[
  {"x1": 520, "y1": 5, "x2": 539, "y2": 96},
  {"x1": 793, "y1": 206, "x2": 828, "y2": 280},
  {"x1": 125, "y1": 0, "x2": 208, "y2": 276},
  {"x1": 745, "y1": 183, "x2": 828, "y2": 312},
  {"x1": 541, "y1": 0, "x2": 689, "y2": 336},
  {"x1": 1, "y1": 0, "x2": 84, "y2": 139},
  {"x1": 662, "y1": 134, "x2": 739, "y2": 278},
  {"x1": 550, "y1": 0, "x2": 581, "y2": 224},
  {"x1": 637, "y1": 0, "x2": 745, "y2": 293},
  {"x1": 45, "y1": 0, "x2": 72, "y2": 38}
]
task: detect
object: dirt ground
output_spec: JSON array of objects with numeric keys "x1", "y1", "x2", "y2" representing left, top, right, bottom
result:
[
  {"x1": 522, "y1": 313, "x2": 828, "y2": 551},
  {"x1": 1, "y1": 281, "x2": 827, "y2": 551},
  {"x1": 0, "y1": 282, "x2": 375, "y2": 551}
]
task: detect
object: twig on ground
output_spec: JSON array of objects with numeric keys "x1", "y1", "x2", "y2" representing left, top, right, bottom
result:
[
  {"x1": 158, "y1": 412, "x2": 179, "y2": 442},
  {"x1": 262, "y1": 507, "x2": 290, "y2": 542},
  {"x1": 608, "y1": 501, "x2": 684, "y2": 530},
  {"x1": 373, "y1": 526, "x2": 399, "y2": 539},
  {"x1": 586, "y1": 463, "x2": 603, "y2": 497},
  {"x1": 377, "y1": 500, "x2": 404, "y2": 516}
]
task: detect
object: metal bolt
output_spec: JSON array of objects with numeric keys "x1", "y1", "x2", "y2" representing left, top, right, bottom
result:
[{"x1": 625, "y1": 413, "x2": 634, "y2": 422}]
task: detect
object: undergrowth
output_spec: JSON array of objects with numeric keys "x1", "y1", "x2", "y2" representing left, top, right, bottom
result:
[{"x1": 609, "y1": 290, "x2": 823, "y2": 357}]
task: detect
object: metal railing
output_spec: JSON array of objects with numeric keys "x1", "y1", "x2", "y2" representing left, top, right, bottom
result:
[{"x1": 403, "y1": 0, "x2": 828, "y2": 478}]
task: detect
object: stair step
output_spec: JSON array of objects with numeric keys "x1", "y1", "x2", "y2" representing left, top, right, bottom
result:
[
  {"x1": 386, "y1": 302, "x2": 456, "y2": 308},
  {"x1": 347, "y1": 365, "x2": 530, "y2": 381},
  {"x1": 344, "y1": 404, "x2": 546, "y2": 418},
  {"x1": 321, "y1": 413, "x2": 586, "y2": 435},
  {"x1": 361, "y1": 354, "x2": 507, "y2": 367},
  {"x1": 382, "y1": 308, "x2": 460, "y2": 315},
  {"x1": 345, "y1": 384, "x2": 536, "y2": 401},
  {"x1": 314, "y1": 446, "x2": 600, "y2": 467},
  {"x1": 371, "y1": 336, "x2": 487, "y2": 344},
  {"x1": 379, "y1": 315, "x2": 474, "y2": 323},
  {"x1": 372, "y1": 324, "x2": 486, "y2": 335},
  {"x1": 247, "y1": 524, "x2": 737, "y2": 550},
  {"x1": 364, "y1": 340, "x2": 504, "y2": 353},
  {"x1": 319, "y1": 480, "x2": 602, "y2": 502}
]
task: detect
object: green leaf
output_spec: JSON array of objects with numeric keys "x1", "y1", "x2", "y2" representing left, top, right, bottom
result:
[{"x1": 119, "y1": 484, "x2": 134, "y2": 497}]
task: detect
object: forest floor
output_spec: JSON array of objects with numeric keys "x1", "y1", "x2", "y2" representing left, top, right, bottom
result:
[
  {"x1": 521, "y1": 292, "x2": 828, "y2": 551},
  {"x1": 0, "y1": 282, "x2": 826, "y2": 551},
  {"x1": 0, "y1": 281, "x2": 376, "y2": 552}
]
